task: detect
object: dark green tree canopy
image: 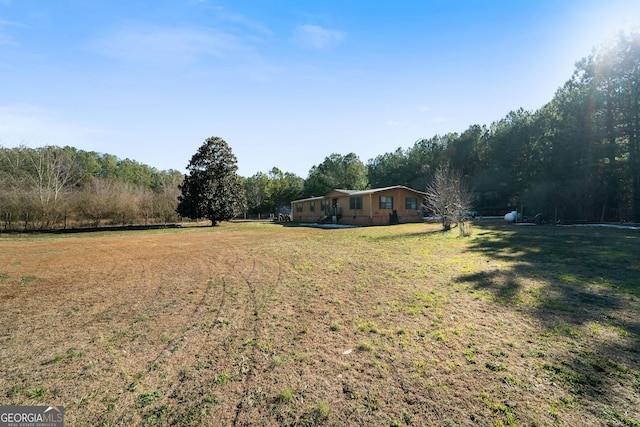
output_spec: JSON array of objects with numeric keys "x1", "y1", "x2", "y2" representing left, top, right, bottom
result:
[
  {"x1": 177, "y1": 137, "x2": 246, "y2": 226},
  {"x1": 303, "y1": 153, "x2": 368, "y2": 197},
  {"x1": 242, "y1": 167, "x2": 304, "y2": 216}
]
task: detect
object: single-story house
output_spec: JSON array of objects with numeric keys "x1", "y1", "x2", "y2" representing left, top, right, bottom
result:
[{"x1": 290, "y1": 185, "x2": 426, "y2": 226}]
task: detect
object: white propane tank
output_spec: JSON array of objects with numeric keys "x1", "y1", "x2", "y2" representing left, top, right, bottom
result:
[{"x1": 504, "y1": 211, "x2": 517, "y2": 222}]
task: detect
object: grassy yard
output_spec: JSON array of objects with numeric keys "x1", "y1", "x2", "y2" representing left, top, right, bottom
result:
[{"x1": 0, "y1": 222, "x2": 638, "y2": 426}]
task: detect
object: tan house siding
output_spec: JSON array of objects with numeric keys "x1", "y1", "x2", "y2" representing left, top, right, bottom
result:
[
  {"x1": 292, "y1": 196, "x2": 325, "y2": 223},
  {"x1": 291, "y1": 186, "x2": 424, "y2": 225}
]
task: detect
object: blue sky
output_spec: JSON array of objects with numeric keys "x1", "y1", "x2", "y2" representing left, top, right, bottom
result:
[{"x1": 1, "y1": 1, "x2": 639, "y2": 178}]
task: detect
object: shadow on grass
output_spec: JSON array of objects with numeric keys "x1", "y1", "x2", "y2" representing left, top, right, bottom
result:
[
  {"x1": 460, "y1": 225, "x2": 639, "y2": 322},
  {"x1": 458, "y1": 224, "x2": 640, "y2": 414},
  {"x1": 369, "y1": 228, "x2": 449, "y2": 241}
]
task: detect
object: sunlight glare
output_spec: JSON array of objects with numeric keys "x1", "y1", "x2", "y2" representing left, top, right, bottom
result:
[{"x1": 569, "y1": 1, "x2": 640, "y2": 55}]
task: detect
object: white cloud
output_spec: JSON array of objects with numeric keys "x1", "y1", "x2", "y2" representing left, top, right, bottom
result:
[
  {"x1": 293, "y1": 24, "x2": 345, "y2": 49},
  {"x1": 91, "y1": 24, "x2": 250, "y2": 63}
]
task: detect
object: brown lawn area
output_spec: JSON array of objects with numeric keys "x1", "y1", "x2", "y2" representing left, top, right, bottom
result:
[{"x1": 1, "y1": 222, "x2": 638, "y2": 426}]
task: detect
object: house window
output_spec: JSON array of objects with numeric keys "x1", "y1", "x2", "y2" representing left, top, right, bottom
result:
[
  {"x1": 321, "y1": 200, "x2": 329, "y2": 213},
  {"x1": 310, "y1": 201, "x2": 315, "y2": 212},
  {"x1": 296, "y1": 203, "x2": 303, "y2": 212},
  {"x1": 379, "y1": 196, "x2": 393, "y2": 209},
  {"x1": 349, "y1": 197, "x2": 362, "y2": 210},
  {"x1": 406, "y1": 197, "x2": 418, "y2": 210}
]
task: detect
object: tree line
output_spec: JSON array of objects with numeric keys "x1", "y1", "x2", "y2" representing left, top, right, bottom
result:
[
  {"x1": 0, "y1": 145, "x2": 183, "y2": 231},
  {"x1": 367, "y1": 31, "x2": 640, "y2": 222},
  {"x1": 247, "y1": 32, "x2": 640, "y2": 222},
  {"x1": 2, "y1": 32, "x2": 639, "y2": 229}
]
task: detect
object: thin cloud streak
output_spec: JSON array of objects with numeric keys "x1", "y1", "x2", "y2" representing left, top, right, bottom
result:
[
  {"x1": 90, "y1": 24, "x2": 254, "y2": 63},
  {"x1": 0, "y1": 17, "x2": 25, "y2": 45},
  {"x1": 293, "y1": 24, "x2": 345, "y2": 49}
]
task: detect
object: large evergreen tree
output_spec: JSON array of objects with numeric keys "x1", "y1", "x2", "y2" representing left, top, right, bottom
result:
[{"x1": 176, "y1": 137, "x2": 246, "y2": 226}]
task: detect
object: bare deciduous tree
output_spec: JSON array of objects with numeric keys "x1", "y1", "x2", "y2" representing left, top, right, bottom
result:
[
  {"x1": 0, "y1": 145, "x2": 77, "y2": 229},
  {"x1": 0, "y1": 145, "x2": 182, "y2": 230},
  {"x1": 29, "y1": 146, "x2": 77, "y2": 228},
  {"x1": 423, "y1": 165, "x2": 473, "y2": 235}
]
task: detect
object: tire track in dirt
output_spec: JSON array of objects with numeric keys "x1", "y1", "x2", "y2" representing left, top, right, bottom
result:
[
  {"x1": 154, "y1": 246, "x2": 283, "y2": 426},
  {"x1": 104, "y1": 238, "x2": 270, "y2": 425},
  {"x1": 165, "y1": 248, "x2": 265, "y2": 426},
  {"x1": 230, "y1": 257, "x2": 262, "y2": 426},
  {"x1": 86, "y1": 243, "x2": 184, "y2": 423},
  {"x1": 14, "y1": 230, "x2": 287, "y2": 426},
  {"x1": 227, "y1": 251, "x2": 292, "y2": 426},
  {"x1": 91, "y1": 238, "x2": 245, "y2": 425},
  {"x1": 122, "y1": 242, "x2": 250, "y2": 416},
  {"x1": 1, "y1": 230, "x2": 286, "y2": 426},
  {"x1": 2, "y1": 239, "x2": 154, "y2": 408},
  {"x1": 142, "y1": 245, "x2": 238, "y2": 368}
]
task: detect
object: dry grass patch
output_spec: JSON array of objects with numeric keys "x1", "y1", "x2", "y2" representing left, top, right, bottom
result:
[{"x1": 0, "y1": 222, "x2": 638, "y2": 426}]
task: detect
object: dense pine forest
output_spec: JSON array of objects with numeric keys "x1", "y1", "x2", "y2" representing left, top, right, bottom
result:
[
  {"x1": 2, "y1": 32, "x2": 639, "y2": 230},
  {"x1": 366, "y1": 31, "x2": 640, "y2": 222}
]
